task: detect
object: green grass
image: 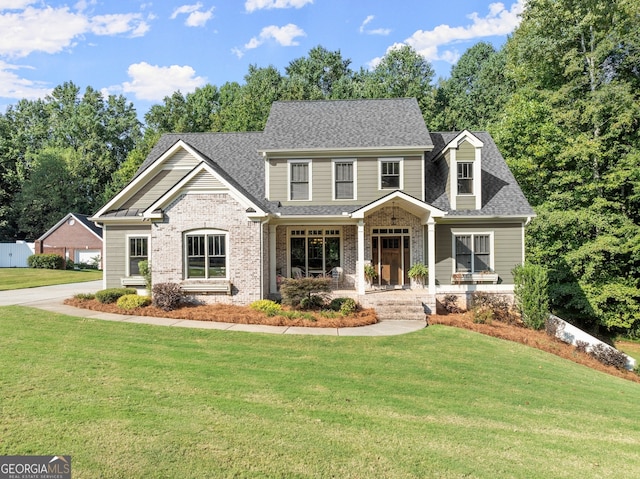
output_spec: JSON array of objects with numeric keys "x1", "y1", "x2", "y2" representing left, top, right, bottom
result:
[
  {"x1": 0, "y1": 268, "x2": 102, "y2": 290},
  {"x1": 1, "y1": 306, "x2": 640, "y2": 478},
  {"x1": 616, "y1": 339, "x2": 640, "y2": 363}
]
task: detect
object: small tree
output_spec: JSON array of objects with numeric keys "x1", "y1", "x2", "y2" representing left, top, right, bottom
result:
[
  {"x1": 280, "y1": 277, "x2": 331, "y2": 309},
  {"x1": 138, "y1": 260, "x2": 152, "y2": 291},
  {"x1": 513, "y1": 263, "x2": 549, "y2": 330}
]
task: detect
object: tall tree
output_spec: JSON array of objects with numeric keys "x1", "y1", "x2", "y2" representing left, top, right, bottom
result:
[
  {"x1": 499, "y1": 0, "x2": 640, "y2": 334},
  {"x1": 284, "y1": 46, "x2": 354, "y2": 99}
]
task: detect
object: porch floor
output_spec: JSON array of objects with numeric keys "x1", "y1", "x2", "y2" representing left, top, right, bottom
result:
[{"x1": 330, "y1": 287, "x2": 435, "y2": 321}]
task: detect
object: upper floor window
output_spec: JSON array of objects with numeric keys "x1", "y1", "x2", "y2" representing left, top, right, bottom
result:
[
  {"x1": 380, "y1": 159, "x2": 402, "y2": 189},
  {"x1": 128, "y1": 236, "x2": 148, "y2": 276},
  {"x1": 289, "y1": 161, "x2": 310, "y2": 200},
  {"x1": 334, "y1": 161, "x2": 354, "y2": 199},
  {"x1": 454, "y1": 233, "x2": 491, "y2": 273},
  {"x1": 185, "y1": 230, "x2": 227, "y2": 279},
  {"x1": 457, "y1": 162, "x2": 473, "y2": 194}
]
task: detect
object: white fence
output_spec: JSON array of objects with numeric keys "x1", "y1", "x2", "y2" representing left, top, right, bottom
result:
[
  {"x1": 549, "y1": 314, "x2": 636, "y2": 371},
  {"x1": 0, "y1": 242, "x2": 35, "y2": 268}
]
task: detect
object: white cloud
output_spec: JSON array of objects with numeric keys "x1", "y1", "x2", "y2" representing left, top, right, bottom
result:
[
  {"x1": 0, "y1": 0, "x2": 36, "y2": 10},
  {"x1": 245, "y1": 0, "x2": 312, "y2": 13},
  {"x1": 171, "y1": 3, "x2": 214, "y2": 27},
  {"x1": 90, "y1": 13, "x2": 150, "y2": 37},
  {"x1": 0, "y1": 60, "x2": 51, "y2": 100},
  {"x1": 121, "y1": 62, "x2": 207, "y2": 101},
  {"x1": 0, "y1": 4, "x2": 151, "y2": 58},
  {"x1": 244, "y1": 23, "x2": 305, "y2": 50},
  {"x1": 403, "y1": 0, "x2": 524, "y2": 62},
  {"x1": 359, "y1": 15, "x2": 390, "y2": 36}
]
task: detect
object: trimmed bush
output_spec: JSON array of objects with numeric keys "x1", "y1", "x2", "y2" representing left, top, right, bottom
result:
[
  {"x1": 74, "y1": 293, "x2": 95, "y2": 300},
  {"x1": 152, "y1": 282, "x2": 183, "y2": 311},
  {"x1": 588, "y1": 344, "x2": 628, "y2": 370},
  {"x1": 514, "y1": 263, "x2": 549, "y2": 330},
  {"x1": 280, "y1": 277, "x2": 331, "y2": 309},
  {"x1": 95, "y1": 288, "x2": 137, "y2": 304},
  {"x1": 27, "y1": 253, "x2": 64, "y2": 270},
  {"x1": 442, "y1": 294, "x2": 463, "y2": 314},
  {"x1": 300, "y1": 295, "x2": 326, "y2": 310},
  {"x1": 338, "y1": 298, "x2": 357, "y2": 315},
  {"x1": 117, "y1": 294, "x2": 151, "y2": 311},
  {"x1": 250, "y1": 299, "x2": 283, "y2": 316},
  {"x1": 471, "y1": 292, "x2": 512, "y2": 323}
]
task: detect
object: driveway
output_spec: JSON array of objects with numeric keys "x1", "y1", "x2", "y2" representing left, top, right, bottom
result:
[{"x1": 0, "y1": 280, "x2": 102, "y2": 307}]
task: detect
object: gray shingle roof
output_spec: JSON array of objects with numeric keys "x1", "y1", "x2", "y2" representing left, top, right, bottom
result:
[
  {"x1": 261, "y1": 98, "x2": 433, "y2": 151},
  {"x1": 114, "y1": 101, "x2": 532, "y2": 220}
]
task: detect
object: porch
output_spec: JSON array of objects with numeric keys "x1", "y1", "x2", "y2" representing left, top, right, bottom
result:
[{"x1": 330, "y1": 287, "x2": 435, "y2": 321}]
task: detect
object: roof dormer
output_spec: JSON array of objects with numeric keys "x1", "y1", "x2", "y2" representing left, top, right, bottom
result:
[{"x1": 442, "y1": 131, "x2": 484, "y2": 211}]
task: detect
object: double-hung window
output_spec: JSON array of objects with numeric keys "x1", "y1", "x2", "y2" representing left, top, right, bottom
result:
[
  {"x1": 185, "y1": 230, "x2": 227, "y2": 279},
  {"x1": 128, "y1": 236, "x2": 148, "y2": 276},
  {"x1": 380, "y1": 159, "x2": 401, "y2": 189},
  {"x1": 454, "y1": 233, "x2": 492, "y2": 273},
  {"x1": 334, "y1": 160, "x2": 354, "y2": 199},
  {"x1": 457, "y1": 162, "x2": 473, "y2": 194},
  {"x1": 290, "y1": 161, "x2": 310, "y2": 200}
]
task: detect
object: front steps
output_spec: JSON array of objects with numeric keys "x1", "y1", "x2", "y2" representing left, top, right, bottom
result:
[{"x1": 358, "y1": 290, "x2": 435, "y2": 321}]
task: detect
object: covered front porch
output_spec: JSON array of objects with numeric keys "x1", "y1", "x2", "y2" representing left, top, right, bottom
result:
[{"x1": 267, "y1": 191, "x2": 445, "y2": 312}]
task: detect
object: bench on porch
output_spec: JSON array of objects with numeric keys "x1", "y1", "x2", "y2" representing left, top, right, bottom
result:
[{"x1": 181, "y1": 281, "x2": 232, "y2": 295}]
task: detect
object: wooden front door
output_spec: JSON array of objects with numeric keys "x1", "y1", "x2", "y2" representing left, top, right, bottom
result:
[{"x1": 380, "y1": 237, "x2": 401, "y2": 285}]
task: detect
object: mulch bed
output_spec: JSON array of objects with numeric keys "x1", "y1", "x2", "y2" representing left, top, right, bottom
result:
[{"x1": 63, "y1": 298, "x2": 378, "y2": 328}]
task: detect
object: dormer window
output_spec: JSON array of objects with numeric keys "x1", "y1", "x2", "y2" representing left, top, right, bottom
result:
[{"x1": 457, "y1": 162, "x2": 473, "y2": 194}]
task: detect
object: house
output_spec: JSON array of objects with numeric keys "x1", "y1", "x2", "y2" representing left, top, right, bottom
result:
[
  {"x1": 35, "y1": 213, "x2": 103, "y2": 268},
  {"x1": 91, "y1": 98, "x2": 534, "y2": 315}
]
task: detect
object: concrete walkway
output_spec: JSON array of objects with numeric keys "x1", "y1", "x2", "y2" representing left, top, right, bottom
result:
[{"x1": 0, "y1": 281, "x2": 427, "y2": 336}]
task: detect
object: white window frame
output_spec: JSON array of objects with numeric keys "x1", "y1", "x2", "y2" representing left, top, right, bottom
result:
[
  {"x1": 126, "y1": 235, "x2": 150, "y2": 277},
  {"x1": 378, "y1": 158, "x2": 403, "y2": 190},
  {"x1": 288, "y1": 159, "x2": 312, "y2": 201},
  {"x1": 451, "y1": 230, "x2": 495, "y2": 274},
  {"x1": 457, "y1": 162, "x2": 474, "y2": 195},
  {"x1": 184, "y1": 229, "x2": 229, "y2": 280},
  {"x1": 332, "y1": 159, "x2": 357, "y2": 200}
]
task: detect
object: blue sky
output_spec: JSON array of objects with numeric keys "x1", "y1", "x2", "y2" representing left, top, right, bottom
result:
[{"x1": 0, "y1": 0, "x2": 524, "y2": 117}]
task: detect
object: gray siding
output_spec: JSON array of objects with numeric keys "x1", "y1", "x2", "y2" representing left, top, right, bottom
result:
[
  {"x1": 434, "y1": 222, "x2": 524, "y2": 285},
  {"x1": 456, "y1": 195, "x2": 477, "y2": 210},
  {"x1": 268, "y1": 156, "x2": 423, "y2": 205},
  {"x1": 104, "y1": 224, "x2": 151, "y2": 288},
  {"x1": 457, "y1": 140, "x2": 476, "y2": 161}
]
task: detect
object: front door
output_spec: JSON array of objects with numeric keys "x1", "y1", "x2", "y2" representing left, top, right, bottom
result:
[{"x1": 380, "y1": 237, "x2": 401, "y2": 285}]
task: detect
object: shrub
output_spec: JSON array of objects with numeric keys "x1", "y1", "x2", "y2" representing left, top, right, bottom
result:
[
  {"x1": 152, "y1": 282, "x2": 183, "y2": 311},
  {"x1": 441, "y1": 294, "x2": 463, "y2": 314},
  {"x1": 65, "y1": 259, "x2": 75, "y2": 270},
  {"x1": 575, "y1": 340, "x2": 589, "y2": 354},
  {"x1": 74, "y1": 293, "x2": 95, "y2": 300},
  {"x1": 471, "y1": 292, "x2": 513, "y2": 323},
  {"x1": 280, "y1": 277, "x2": 331, "y2": 309},
  {"x1": 117, "y1": 294, "x2": 151, "y2": 310},
  {"x1": 328, "y1": 297, "x2": 348, "y2": 311},
  {"x1": 250, "y1": 299, "x2": 283, "y2": 316},
  {"x1": 513, "y1": 263, "x2": 549, "y2": 330},
  {"x1": 300, "y1": 294, "x2": 326, "y2": 310},
  {"x1": 27, "y1": 253, "x2": 64, "y2": 270},
  {"x1": 473, "y1": 305, "x2": 494, "y2": 324},
  {"x1": 338, "y1": 298, "x2": 357, "y2": 315},
  {"x1": 408, "y1": 262, "x2": 429, "y2": 286},
  {"x1": 138, "y1": 260, "x2": 152, "y2": 291},
  {"x1": 95, "y1": 288, "x2": 137, "y2": 304},
  {"x1": 588, "y1": 343, "x2": 629, "y2": 370}
]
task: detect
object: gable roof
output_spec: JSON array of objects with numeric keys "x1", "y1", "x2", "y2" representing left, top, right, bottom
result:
[
  {"x1": 425, "y1": 132, "x2": 535, "y2": 217},
  {"x1": 260, "y1": 98, "x2": 433, "y2": 153},
  {"x1": 38, "y1": 213, "x2": 103, "y2": 241}
]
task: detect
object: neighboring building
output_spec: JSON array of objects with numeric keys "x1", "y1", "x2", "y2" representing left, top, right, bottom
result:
[
  {"x1": 0, "y1": 242, "x2": 35, "y2": 268},
  {"x1": 92, "y1": 98, "x2": 534, "y2": 314},
  {"x1": 35, "y1": 213, "x2": 103, "y2": 268}
]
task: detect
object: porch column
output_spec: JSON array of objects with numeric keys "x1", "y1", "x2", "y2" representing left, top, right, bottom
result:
[
  {"x1": 269, "y1": 225, "x2": 277, "y2": 294},
  {"x1": 427, "y1": 217, "x2": 436, "y2": 295},
  {"x1": 357, "y1": 219, "x2": 366, "y2": 295}
]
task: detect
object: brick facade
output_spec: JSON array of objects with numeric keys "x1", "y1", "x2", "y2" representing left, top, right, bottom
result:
[
  {"x1": 36, "y1": 218, "x2": 102, "y2": 267},
  {"x1": 152, "y1": 193, "x2": 265, "y2": 304}
]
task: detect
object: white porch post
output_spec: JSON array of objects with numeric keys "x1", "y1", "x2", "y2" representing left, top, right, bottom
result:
[
  {"x1": 269, "y1": 225, "x2": 277, "y2": 294},
  {"x1": 427, "y1": 217, "x2": 436, "y2": 295},
  {"x1": 357, "y1": 219, "x2": 366, "y2": 295}
]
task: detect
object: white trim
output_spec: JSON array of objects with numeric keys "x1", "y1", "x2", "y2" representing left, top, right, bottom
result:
[
  {"x1": 183, "y1": 229, "x2": 229, "y2": 281},
  {"x1": 285, "y1": 226, "x2": 342, "y2": 278},
  {"x1": 331, "y1": 158, "x2": 357, "y2": 201},
  {"x1": 143, "y1": 162, "x2": 267, "y2": 219},
  {"x1": 447, "y1": 130, "x2": 484, "y2": 150},
  {"x1": 264, "y1": 156, "x2": 270, "y2": 200},
  {"x1": 475, "y1": 144, "x2": 482, "y2": 209},
  {"x1": 378, "y1": 157, "x2": 403, "y2": 190},
  {"x1": 449, "y1": 148, "x2": 457, "y2": 210},
  {"x1": 125, "y1": 234, "x2": 150, "y2": 278},
  {"x1": 351, "y1": 190, "x2": 446, "y2": 222},
  {"x1": 451, "y1": 230, "x2": 495, "y2": 274},
  {"x1": 421, "y1": 151, "x2": 426, "y2": 202},
  {"x1": 287, "y1": 159, "x2": 312, "y2": 201},
  {"x1": 37, "y1": 213, "x2": 103, "y2": 243}
]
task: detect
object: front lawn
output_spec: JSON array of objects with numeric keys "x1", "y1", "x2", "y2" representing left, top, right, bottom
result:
[
  {"x1": 1, "y1": 306, "x2": 639, "y2": 478},
  {"x1": 0, "y1": 268, "x2": 102, "y2": 290}
]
